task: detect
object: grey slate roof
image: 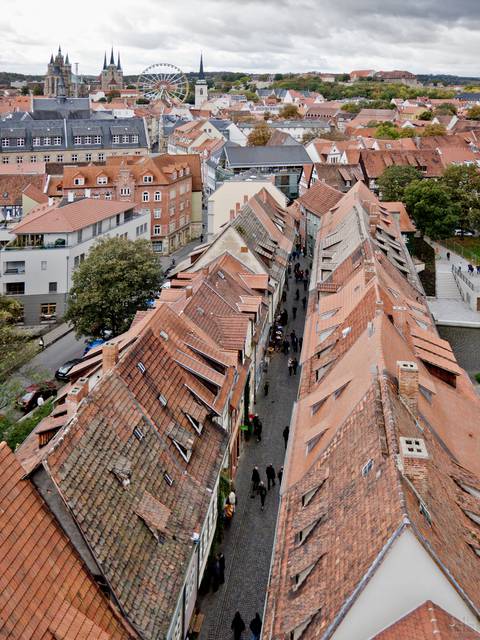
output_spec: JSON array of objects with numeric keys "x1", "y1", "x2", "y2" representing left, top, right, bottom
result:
[
  {"x1": 224, "y1": 144, "x2": 312, "y2": 168},
  {"x1": 238, "y1": 119, "x2": 330, "y2": 131},
  {"x1": 32, "y1": 97, "x2": 91, "y2": 120}
]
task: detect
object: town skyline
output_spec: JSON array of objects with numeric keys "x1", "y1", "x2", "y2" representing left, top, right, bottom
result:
[{"x1": 2, "y1": 0, "x2": 480, "y2": 76}]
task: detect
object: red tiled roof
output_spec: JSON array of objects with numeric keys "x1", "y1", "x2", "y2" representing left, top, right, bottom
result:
[{"x1": 297, "y1": 180, "x2": 343, "y2": 217}]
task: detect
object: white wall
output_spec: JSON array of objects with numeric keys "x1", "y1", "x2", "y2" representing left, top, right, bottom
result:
[{"x1": 332, "y1": 527, "x2": 480, "y2": 640}]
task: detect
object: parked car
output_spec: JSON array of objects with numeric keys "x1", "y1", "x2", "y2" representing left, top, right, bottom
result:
[
  {"x1": 454, "y1": 229, "x2": 474, "y2": 237},
  {"x1": 83, "y1": 338, "x2": 105, "y2": 355},
  {"x1": 16, "y1": 381, "x2": 57, "y2": 413},
  {"x1": 55, "y1": 358, "x2": 83, "y2": 381}
]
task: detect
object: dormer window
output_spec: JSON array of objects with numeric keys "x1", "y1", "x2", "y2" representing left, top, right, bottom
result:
[
  {"x1": 301, "y1": 479, "x2": 326, "y2": 507},
  {"x1": 73, "y1": 176, "x2": 84, "y2": 186},
  {"x1": 97, "y1": 176, "x2": 108, "y2": 185},
  {"x1": 143, "y1": 175, "x2": 153, "y2": 183},
  {"x1": 158, "y1": 394, "x2": 167, "y2": 407},
  {"x1": 168, "y1": 423, "x2": 194, "y2": 463},
  {"x1": 186, "y1": 413, "x2": 203, "y2": 435}
]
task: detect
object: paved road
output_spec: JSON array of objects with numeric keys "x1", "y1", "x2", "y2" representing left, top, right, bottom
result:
[
  {"x1": 198, "y1": 258, "x2": 309, "y2": 640},
  {"x1": 19, "y1": 331, "x2": 85, "y2": 380}
]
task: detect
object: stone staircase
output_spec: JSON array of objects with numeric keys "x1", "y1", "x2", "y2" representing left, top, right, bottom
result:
[{"x1": 436, "y1": 269, "x2": 461, "y2": 299}]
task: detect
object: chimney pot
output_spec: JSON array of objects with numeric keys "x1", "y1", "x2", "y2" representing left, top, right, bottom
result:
[
  {"x1": 66, "y1": 376, "x2": 89, "y2": 411},
  {"x1": 185, "y1": 285, "x2": 193, "y2": 298},
  {"x1": 102, "y1": 341, "x2": 119, "y2": 373},
  {"x1": 397, "y1": 360, "x2": 419, "y2": 416},
  {"x1": 235, "y1": 201, "x2": 241, "y2": 212},
  {"x1": 243, "y1": 194, "x2": 249, "y2": 204}
]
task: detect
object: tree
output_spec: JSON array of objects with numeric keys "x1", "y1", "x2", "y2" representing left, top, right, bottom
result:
[
  {"x1": 421, "y1": 123, "x2": 446, "y2": 137},
  {"x1": 442, "y1": 164, "x2": 480, "y2": 232},
  {"x1": 302, "y1": 131, "x2": 318, "y2": 144},
  {"x1": 21, "y1": 85, "x2": 29, "y2": 96},
  {"x1": 65, "y1": 237, "x2": 162, "y2": 338},
  {"x1": 0, "y1": 296, "x2": 29, "y2": 382},
  {"x1": 32, "y1": 84, "x2": 43, "y2": 96},
  {"x1": 404, "y1": 179, "x2": 459, "y2": 239},
  {"x1": 467, "y1": 105, "x2": 480, "y2": 120},
  {"x1": 247, "y1": 122, "x2": 272, "y2": 146},
  {"x1": 434, "y1": 102, "x2": 457, "y2": 115},
  {"x1": 377, "y1": 165, "x2": 421, "y2": 201},
  {"x1": 418, "y1": 110, "x2": 433, "y2": 121},
  {"x1": 106, "y1": 90, "x2": 120, "y2": 102},
  {"x1": 375, "y1": 122, "x2": 400, "y2": 139},
  {"x1": 279, "y1": 104, "x2": 300, "y2": 119},
  {"x1": 341, "y1": 102, "x2": 361, "y2": 114}
]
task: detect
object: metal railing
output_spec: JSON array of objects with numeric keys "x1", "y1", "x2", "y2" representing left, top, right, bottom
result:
[{"x1": 452, "y1": 264, "x2": 480, "y2": 292}]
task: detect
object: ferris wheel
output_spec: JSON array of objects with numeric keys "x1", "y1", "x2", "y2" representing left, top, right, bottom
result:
[{"x1": 137, "y1": 63, "x2": 189, "y2": 104}]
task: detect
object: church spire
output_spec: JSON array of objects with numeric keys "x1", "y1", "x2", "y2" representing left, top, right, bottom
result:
[
  {"x1": 103, "y1": 51, "x2": 107, "y2": 70},
  {"x1": 50, "y1": 53, "x2": 54, "y2": 64},
  {"x1": 117, "y1": 52, "x2": 122, "y2": 71},
  {"x1": 58, "y1": 45, "x2": 62, "y2": 55},
  {"x1": 109, "y1": 47, "x2": 115, "y2": 66},
  {"x1": 198, "y1": 52, "x2": 205, "y2": 80},
  {"x1": 65, "y1": 53, "x2": 69, "y2": 65}
]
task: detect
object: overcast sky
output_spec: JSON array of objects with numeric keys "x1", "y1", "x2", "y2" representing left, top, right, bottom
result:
[{"x1": 2, "y1": 0, "x2": 480, "y2": 77}]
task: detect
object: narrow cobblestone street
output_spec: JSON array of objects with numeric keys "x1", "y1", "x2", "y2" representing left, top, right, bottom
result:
[{"x1": 198, "y1": 258, "x2": 309, "y2": 640}]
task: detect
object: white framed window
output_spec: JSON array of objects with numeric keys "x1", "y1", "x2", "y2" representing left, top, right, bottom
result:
[
  {"x1": 56, "y1": 154, "x2": 63, "y2": 162},
  {"x1": 53, "y1": 136, "x2": 62, "y2": 145},
  {"x1": 97, "y1": 176, "x2": 108, "y2": 185},
  {"x1": 169, "y1": 188, "x2": 176, "y2": 199},
  {"x1": 16, "y1": 156, "x2": 23, "y2": 164},
  {"x1": 94, "y1": 135, "x2": 102, "y2": 144},
  {"x1": 172, "y1": 171, "x2": 177, "y2": 180},
  {"x1": 143, "y1": 175, "x2": 153, "y2": 183},
  {"x1": 153, "y1": 209, "x2": 161, "y2": 219},
  {"x1": 154, "y1": 191, "x2": 161, "y2": 201},
  {"x1": 43, "y1": 137, "x2": 51, "y2": 145},
  {"x1": 85, "y1": 153, "x2": 92, "y2": 162},
  {"x1": 98, "y1": 152, "x2": 105, "y2": 161},
  {"x1": 169, "y1": 205, "x2": 175, "y2": 216},
  {"x1": 73, "y1": 177, "x2": 84, "y2": 186},
  {"x1": 122, "y1": 135, "x2": 129, "y2": 143},
  {"x1": 17, "y1": 138, "x2": 25, "y2": 147},
  {"x1": 2, "y1": 156, "x2": 9, "y2": 164},
  {"x1": 185, "y1": 166, "x2": 190, "y2": 174},
  {"x1": 131, "y1": 134, "x2": 139, "y2": 144},
  {"x1": 105, "y1": 192, "x2": 112, "y2": 200},
  {"x1": 120, "y1": 187, "x2": 130, "y2": 196},
  {"x1": 112, "y1": 135, "x2": 120, "y2": 144},
  {"x1": 142, "y1": 191, "x2": 149, "y2": 202},
  {"x1": 179, "y1": 168, "x2": 184, "y2": 177},
  {"x1": 30, "y1": 155, "x2": 37, "y2": 163},
  {"x1": 154, "y1": 225, "x2": 161, "y2": 236},
  {"x1": 71, "y1": 154, "x2": 78, "y2": 162},
  {"x1": 180, "y1": 202, "x2": 184, "y2": 211},
  {"x1": 73, "y1": 136, "x2": 82, "y2": 145},
  {"x1": 1, "y1": 138, "x2": 9, "y2": 147},
  {"x1": 84, "y1": 135, "x2": 92, "y2": 145},
  {"x1": 32, "y1": 137, "x2": 40, "y2": 147}
]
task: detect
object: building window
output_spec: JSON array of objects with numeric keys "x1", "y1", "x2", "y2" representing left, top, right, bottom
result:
[
  {"x1": 16, "y1": 156, "x2": 23, "y2": 164},
  {"x1": 6, "y1": 282, "x2": 25, "y2": 295},
  {"x1": 77, "y1": 229, "x2": 83, "y2": 243},
  {"x1": 120, "y1": 187, "x2": 130, "y2": 196},
  {"x1": 169, "y1": 205, "x2": 175, "y2": 216},
  {"x1": 153, "y1": 225, "x2": 161, "y2": 236},
  {"x1": 98, "y1": 152, "x2": 105, "y2": 161},
  {"x1": 2, "y1": 157, "x2": 9, "y2": 164},
  {"x1": 1, "y1": 138, "x2": 9, "y2": 147},
  {"x1": 40, "y1": 303, "x2": 56, "y2": 320},
  {"x1": 49, "y1": 282, "x2": 57, "y2": 293},
  {"x1": 84, "y1": 136, "x2": 92, "y2": 145},
  {"x1": 112, "y1": 135, "x2": 120, "y2": 144},
  {"x1": 41, "y1": 261, "x2": 47, "y2": 270},
  {"x1": 56, "y1": 155, "x2": 63, "y2": 163},
  {"x1": 97, "y1": 176, "x2": 108, "y2": 185},
  {"x1": 154, "y1": 191, "x2": 161, "y2": 201},
  {"x1": 43, "y1": 137, "x2": 51, "y2": 146},
  {"x1": 74, "y1": 136, "x2": 82, "y2": 144},
  {"x1": 17, "y1": 138, "x2": 25, "y2": 147},
  {"x1": 53, "y1": 137, "x2": 62, "y2": 145},
  {"x1": 180, "y1": 202, "x2": 184, "y2": 211},
  {"x1": 105, "y1": 192, "x2": 112, "y2": 200},
  {"x1": 32, "y1": 137, "x2": 40, "y2": 147},
  {"x1": 122, "y1": 135, "x2": 129, "y2": 143},
  {"x1": 142, "y1": 191, "x2": 149, "y2": 202},
  {"x1": 30, "y1": 155, "x2": 37, "y2": 163},
  {"x1": 143, "y1": 175, "x2": 153, "y2": 183},
  {"x1": 92, "y1": 221, "x2": 102, "y2": 236},
  {"x1": 169, "y1": 188, "x2": 176, "y2": 199},
  {"x1": 85, "y1": 153, "x2": 92, "y2": 162},
  {"x1": 131, "y1": 134, "x2": 139, "y2": 144},
  {"x1": 153, "y1": 209, "x2": 161, "y2": 219},
  {"x1": 94, "y1": 136, "x2": 102, "y2": 144},
  {"x1": 73, "y1": 177, "x2": 84, "y2": 186},
  {"x1": 44, "y1": 155, "x2": 50, "y2": 162}
]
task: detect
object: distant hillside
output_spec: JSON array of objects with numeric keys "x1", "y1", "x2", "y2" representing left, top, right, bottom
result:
[{"x1": 416, "y1": 74, "x2": 480, "y2": 86}]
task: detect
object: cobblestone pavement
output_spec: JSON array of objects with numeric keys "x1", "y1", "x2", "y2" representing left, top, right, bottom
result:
[{"x1": 198, "y1": 258, "x2": 309, "y2": 640}]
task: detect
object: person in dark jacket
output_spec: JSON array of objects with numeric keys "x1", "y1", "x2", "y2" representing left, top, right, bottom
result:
[
  {"x1": 231, "y1": 612, "x2": 246, "y2": 640},
  {"x1": 292, "y1": 357, "x2": 299, "y2": 376},
  {"x1": 302, "y1": 296, "x2": 307, "y2": 310},
  {"x1": 258, "y1": 481, "x2": 267, "y2": 510},
  {"x1": 292, "y1": 305, "x2": 297, "y2": 320},
  {"x1": 266, "y1": 464, "x2": 276, "y2": 490},
  {"x1": 295, "y1": 288, "x2": 300, "y2": 301},
  {"x1": 263, "y1": 380, "x2": 269, "y2": 396},
  {"x1": 253, "y1": 415, "x2": 263, "y2": 442},
  {"x1": 283, "y1": 425, "x2": 289, "y2": 448},
  {"x1": 249, "y1": 613, "x2": 262, "y2": 640},
  {"x1": 251, "y1": 466, "x2": 260, "y2": 497},
  {"x1": 218, "y1": 552, "x2": 225, "y2": 584}
]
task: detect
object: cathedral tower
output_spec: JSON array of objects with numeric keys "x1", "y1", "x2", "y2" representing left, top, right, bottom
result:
[
  {"x1": 195, "y1": 53, "x2": 208, "y2": 109},
  {"x1": 100, "y1": 48, "x2": 124, "y2": 93}
]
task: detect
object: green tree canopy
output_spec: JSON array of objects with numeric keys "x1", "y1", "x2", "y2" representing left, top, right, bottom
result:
[
  {"x1": 467, "y1": 105, "x2": 480, "y2": 120},
  {"x1": 442, "y1": 164, "x2": 480, "y2": 232},
  {"x1": 434, "y1": 102, "x2": 457, "y2": 115},
  {"x1": 404, "y1": 179, "x2": 459, "y2": 239},
  {"x1": 375, "y1": 122, "x2": 400, "y2": 139},
  {"x1": 279, "y1": 104, "x2": 300, "y2": 119},
  {"x1": 418, "y1": 110, "x2": 433, "y2": 121},
  {"x1": 422, "y1": 123, "x2": 447, "y2": 137},
  {"x1": 247, "y1": 121, "x2": 272, "y2": 146},
  {"x1": 65, "y1": 237, "x2": 162, "y2": 338},
  {"x1": 20, "y1": 86, "x2": 29, "y2": 96},
  {"x1": 377, "y1": 165, "x2": 421, "y2": 201}
]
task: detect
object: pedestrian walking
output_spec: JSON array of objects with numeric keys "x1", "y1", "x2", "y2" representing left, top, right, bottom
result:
[
  {"x1": 38, "y1": 336, "x2": 45, "y2": 350},
  {"x1": 288, "y1": 357, "x2": 294, "y2": 376},
  {"x1": 251, "y1": 466, "x2": 260, "y2": 497},
  {"x1": 277, "y1": 467, "x2": 283, "y2": 485},
  {"x1": 249, "y1": 614, "x2": 262, "y2": 640},
  {"x1": 305, "y1": 268, "x2": 309, "y2": 278},
  {"x1": 290, "y1": 329, "x2": 296, "y2": 343},
  {"x1": 303, "y1": 277, "x2": 308, "y2": 291},
  {"x1": 282, "y1": 289, "x2": 287, "y2": 303},
  {"x1": 228, "y1": 489, "x2": 237, "y2": 512},
  {"x1": 200, "y1": 233, "x2": 204, "y2": 243},
  {"x1": 292, "y1": 305, "x2": 297, "y2": 320},
  {"x1": 212, "y1": 555, "x2": 221, "y2": 592},
  {"x1": 282, "y1": 338, "x2": 290, "y2": 355},
  {"x1": 477, "y1": 265, "x2": 480, "y2": 275},
  {"x1": 263, "y1": 380, "x2": 269, "y2": 396},
  {"x1": 266, "y1": 464, "x2": 276, "y2": 490},
  {"x1": 302, "y1": 296, "x2": 307, "y2": 310},
  {"x1": 292, "y1": 337, "x2": 298, "y2": 352},
  {"x1": 295, "y1": 288, "x2": 300, "y2": 301},
  {"x1": 446, "y1": 251, "x2": 450, "y2": 261},
  {"x1": 253, "y1": 415, "x2": 263, "y2": 442},
  {"x1": 283, "y1": 425, "x2": 289, "y2": 448},
  {"x1": 218, "y1": 552, "x2": 225, "y2": 584},
  {"x1": 258, "y1": 481, "x2": 267, "y2": 510},
  {"x1": 231, "y1": 612, "x2": 246, "y2": 640},
  {"x1": 468, "y1": 263, "x2": 474, "y2": 275},
  {"x1": 287, "y1": 264, "x2": 292, "y2": 275},
  {"x1": 292, "y1": 357, "x2": 299, "y2": 376},
  {"x1": 281, "y1": 309, "x2": 288, "y2": 325},
  {"x1": 299, "y1": 336, "x2": 303, "y2": 352}
]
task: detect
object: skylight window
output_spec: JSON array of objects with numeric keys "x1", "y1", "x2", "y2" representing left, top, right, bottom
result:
[
  {"x1": 318, "y1": 308, "x2": 338, "y2": 320},
  {"x1": 163, "y1": 471, "x2": 174, "y2": 486},
  {"x1": 159, "y1": 330, "x2": 169, "y2": 340},
  {"x1": 334, "y1": 382, "x2": 349, "y2": 399},
  {"x1": 158, "y1": 394, "x2": 167, "y2": 407},
  {"x1": 301, "y1": 479, "x2": 326, "y2": 507},
  {"x1": 464, "y1": 510, "x2": 480, "y2": 526},
  {"x1": 361, "y1": 459, "x2": 374, "y2": 477},
  {"x1": 133, "y1": 427, "x2": 144, "y2": 441},
  {"x1": 419, "y1": 501, "x2": 432, "y2": 525},
  {"x1": 137, "y1": 362, "x2": 146, "y2": 374},
  {"x1": 172, "y1": 439, "x2": 192, "y2": 463},
  {"x1": 186, "y1": 413, "x2": 203, "y2": 434}
]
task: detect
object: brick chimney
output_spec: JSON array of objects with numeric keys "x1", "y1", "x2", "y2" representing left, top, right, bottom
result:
[
  {"x1": 235, "y1": 201, "x2": 241, "y2": 213},
  {"x1": 243, "y1": 194, "x2": 249, "y2": 204},
  {"x1": 66, "y1": 376, "x2": 89, "y2": 411},
  {"x1": 230, "y1": 208, "x2": 235, "y2": 221},
  {"x1": 399, "y1": 436, "x2": 429, "y2": 496},
  {"x1": 397, "y1": 361, "x2": 419, "y2": 416},
  {"x1": 185, "y1": 285, "x2": 193, "y2": 299},
  {"x1": 369, "y1": 203, "x2": 380, "y2": 237},
  {"x1": 102, "y1": 342, "x2": 119, "y2": 373}
]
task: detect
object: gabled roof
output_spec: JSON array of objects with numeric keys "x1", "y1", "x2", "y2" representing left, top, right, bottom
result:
[
  {"x1": 0, "y1": 443, "x2": 133, "y2": 640},
  {"x1": 224, "y1": 144, "x2": 312, "y2": 168},
  {"x1": 297, "y1": 180, "x2": 343, "y2": 217}
]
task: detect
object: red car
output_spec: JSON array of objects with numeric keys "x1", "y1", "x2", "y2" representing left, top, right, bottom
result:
[{"x1": 16, "y1": 381, "x2": 57, "y2": 413}]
